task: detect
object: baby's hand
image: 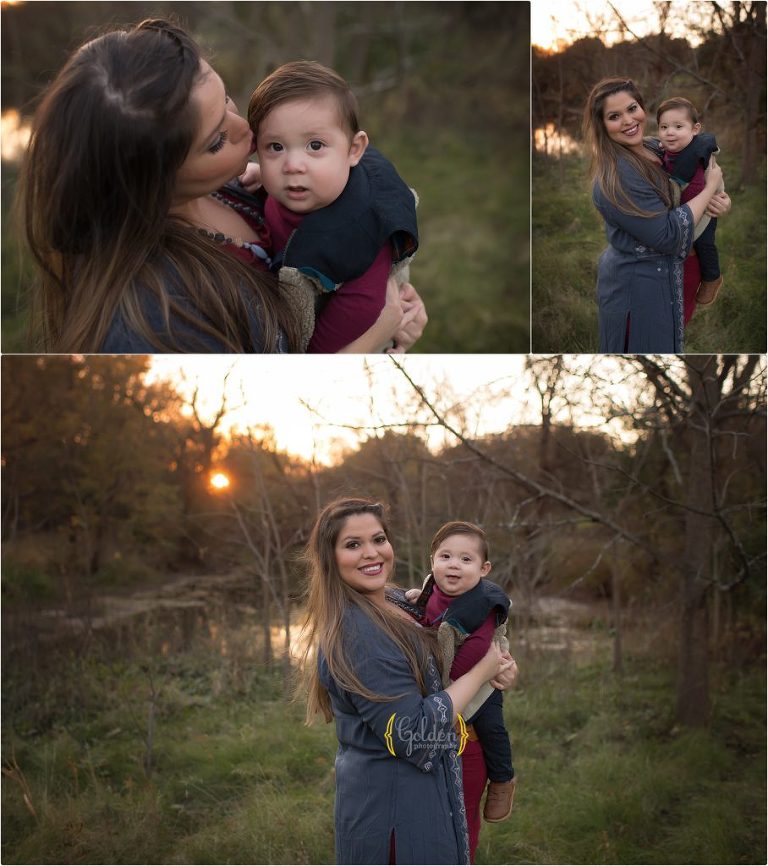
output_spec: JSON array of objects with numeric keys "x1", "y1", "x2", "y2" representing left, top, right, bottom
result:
[
  {"x1": 404, "y1": 588, "x2": 421, "y2": 602},
  {"x1": 239, "y1": 161, "x2": 262, "y2": 193}
]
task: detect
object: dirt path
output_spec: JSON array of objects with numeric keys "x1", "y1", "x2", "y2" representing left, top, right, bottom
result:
[
  {"x1": 27, "y1": 572, "x2": 254, "y2": 640},
  {"x1": 511, "y1": 594, "x2": 613, "y2": 658}
]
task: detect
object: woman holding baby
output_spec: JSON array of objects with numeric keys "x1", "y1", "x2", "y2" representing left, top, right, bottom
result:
[
  {"x1": 584, "y1": 78, "x2": 731, "y2": 353},
  {"x1": 299, "y1": 498, "x2": 519, "y2": 864},
  {"x1": 19, "y1": 19, "x2": 425, "y2": 353}
]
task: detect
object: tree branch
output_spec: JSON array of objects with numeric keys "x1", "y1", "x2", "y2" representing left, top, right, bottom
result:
[{"x1": 390, "y1": 357, "x2": 659, "y2": 560}]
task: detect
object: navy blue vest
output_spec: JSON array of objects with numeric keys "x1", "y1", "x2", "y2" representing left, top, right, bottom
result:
[
  {"x1": 269, "y1": 146, "x2": 419, "y2": 291},
  {"x1": 416, "y1": 575, "x2": 510, "y2": 634},
  {"x1": 665, "y1": 132, "x2": 718, "y2": 186}
]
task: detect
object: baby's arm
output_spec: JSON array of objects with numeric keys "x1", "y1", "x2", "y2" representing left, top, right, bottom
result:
[
  {"x1": 450, "y1": 614, "x2": 496, "y2": 679},
  {"x1": 308, "y1": 245, "x2": 391, "y2": 353}
]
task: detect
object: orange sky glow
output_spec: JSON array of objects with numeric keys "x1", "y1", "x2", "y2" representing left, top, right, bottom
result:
[
  {"x1": 146, "y1": 355, "x2": 637, "y2": 466},
  {"x1": 531, "y1": 0, "x2": 708, "y2": 52}
]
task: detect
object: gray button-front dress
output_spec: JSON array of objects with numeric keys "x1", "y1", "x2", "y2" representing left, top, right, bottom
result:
[
  {"x1": 319, "y1": 601, "x2": 470, "y2": 865},
  {"x1": 593, "y1": 156, "x2": 695, "y2": 353}
]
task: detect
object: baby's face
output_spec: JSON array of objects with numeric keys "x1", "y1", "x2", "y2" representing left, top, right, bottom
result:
[
  {"x1": 658, "y1": 107, "x2": 701, "y2": 154},
  {"x1": 431, "y1": 534, "x2": 491, "y2": 598},
  {"x1": 256, "y1": 95, "x2": 366, "y2": 213}
]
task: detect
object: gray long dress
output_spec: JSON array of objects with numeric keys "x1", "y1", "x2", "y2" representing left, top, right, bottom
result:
[
  {"x1": 593, "y1": 156, "x2": 694, "y2": 353},
  {"x1": 319, "y1": 601, "x2": 470, "y2": 865}
]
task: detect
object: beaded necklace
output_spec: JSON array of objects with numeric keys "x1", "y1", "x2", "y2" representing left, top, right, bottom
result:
[{"x1": 197, "y1": 191, "x2": 272, "y2": 266}]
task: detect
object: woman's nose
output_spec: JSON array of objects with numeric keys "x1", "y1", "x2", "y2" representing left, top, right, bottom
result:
[{"x1": 230, "y1": 112, "x2": 251, "y2": 142}]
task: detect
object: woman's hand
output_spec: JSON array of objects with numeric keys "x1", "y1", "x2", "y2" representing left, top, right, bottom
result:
[
  {"x1": 338, "y1": 275, "x2": 403, "y2": 353},
  {"x1": 490, "y1": 651, "x2": 519, "y2": 691},
  {"x1": 476, "y1": 642, "x2": 507, "y2": 682},
  {"x1": 688, "y1": 157, "x2": 727, "y2": 226},
  {"x1": 706, "y1": 191, "x2": 731, "y2": 218},
  {"x1": 386, "y1": 282, "x2": 428, "y2": 353},
  {"x1": 704, "y1": 155, "x2": 724, "y2": 193}
]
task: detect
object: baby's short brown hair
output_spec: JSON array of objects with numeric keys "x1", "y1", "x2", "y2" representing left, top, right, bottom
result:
[
  {"x1": 430, "y1": 521, "x2": 490, "y2": 562},
  {"x1": 656, "y1": 96, "x2": 700, "y2": 125},
  {"x1": 248, "y1": 60, "x2": 360, "y2": 139}
]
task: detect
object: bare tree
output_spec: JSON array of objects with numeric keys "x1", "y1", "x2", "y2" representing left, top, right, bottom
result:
[{"x1": 389, "y1": 354, "x2": 765, "y2": 726}]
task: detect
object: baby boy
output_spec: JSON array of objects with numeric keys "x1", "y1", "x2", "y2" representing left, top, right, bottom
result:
[
  {"x1": 406, "y1": 521, "x2": 517, "y2": 823},
  {"x1": 247, "y1": 61, "x2": 419, "y2": 352},
  {"x1": 657, "y1": 96, "x2": 724, "y2": 307}
]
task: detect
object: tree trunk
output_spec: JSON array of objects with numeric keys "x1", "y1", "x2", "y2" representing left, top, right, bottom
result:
[
  {"x1": 738, "y1": 1, "x2": 765, "y2": 187},
  {"x1": 676, "y1": 358, "x2": 719, "y2": 726},
  {"x1": 611, "y1": 547, "x2": 624, "y2": 675},
  {"x1": 261, "y1": 565, "x2": 273, "y2": 669}
]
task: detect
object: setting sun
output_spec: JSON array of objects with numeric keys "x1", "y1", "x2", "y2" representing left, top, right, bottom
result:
[{"x1": 210, "y1": 472, "x2": 231, "y2": 491}]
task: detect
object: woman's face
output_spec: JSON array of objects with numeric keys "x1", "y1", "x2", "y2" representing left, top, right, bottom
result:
[
  {"x1": 173, "y1": 61, "x2": 255, "y2": 205},
  {"x1": 334, "y1": 513, "x2": 394, "y2": 597},
  {"x1": 602, "y1": 90, "x2": 646, "y2": 152}
]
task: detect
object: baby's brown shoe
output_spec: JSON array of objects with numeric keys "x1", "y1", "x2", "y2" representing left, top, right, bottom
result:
[
  {"x1": 697, "y1": 276, "x2": 723, "y2": 307},
  {"x1": 483, "y1": 778, "x2": 516, "y2": 822}
]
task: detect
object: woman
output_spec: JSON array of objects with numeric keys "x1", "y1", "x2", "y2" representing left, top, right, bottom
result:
[
  {"x1": 19, "y1": 19, "x2": 425, "y2": 353},
  {"x1": 299, "y1": 498, "x2": 517, "y2": 865},
  {"x1": 583, "y1": 78, "x2": 729, "y2": 353}
]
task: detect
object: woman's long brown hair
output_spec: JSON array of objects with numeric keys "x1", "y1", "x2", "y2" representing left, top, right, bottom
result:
[
  {"x1": 18, "y1": 18, "x2": 301, "y2": 352},
  {"x1": 583, "y1": 77, "x2": 673, "y2": 219},
  {"x1": 299, "y1": 498, "x2": 441, "y2": 725}
]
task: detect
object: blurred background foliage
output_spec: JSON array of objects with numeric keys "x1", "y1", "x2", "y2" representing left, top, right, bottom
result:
[
  {"x1": 1, "y1": 0, "x2": 530, "y2": 352},
  {"x1": 2, "y1": 353, "x2": 765, "y2": 864},
  {"x1": 531, "y1": 1, "x2": 766, "y2": 353}
]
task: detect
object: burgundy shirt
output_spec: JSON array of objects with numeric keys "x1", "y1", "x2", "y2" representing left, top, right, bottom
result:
[
  {"x1": 663, "y1": 151, "x2": 706, "y2": 204},
  {"x1": 265, "y1": 197, "x2": 390, "y2": 353},
  {"x1": 424, "y1": 584, "x2": 496, "y2": 679}
]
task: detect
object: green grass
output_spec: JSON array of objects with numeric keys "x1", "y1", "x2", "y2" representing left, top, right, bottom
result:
[
  {"x1": 3, "y1": 650, "x2": 339, "y2": 865},
  {"x1": 483, "y1": 658, "x2": 766, "y2": 864},
  {"x1": 372, "y1": 127, "x2": 530, "y2": 353},
  {"x1": 3, "y1": 622, "x2": 765, "y2": 865},
  {"x1": 532, "y1": 154, "x2": 767, "y2": 353}
]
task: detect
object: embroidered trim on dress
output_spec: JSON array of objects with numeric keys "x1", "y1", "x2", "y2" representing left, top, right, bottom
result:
[
  {"x1": 431, "y1": 692, "x2": 449, "y2": 725},
  {"x1": 449, "y1": 748, "x2": 471, "y2": 864},
  {"x1": 673, "y1": 205, "x2": 690, "y2": 351}
]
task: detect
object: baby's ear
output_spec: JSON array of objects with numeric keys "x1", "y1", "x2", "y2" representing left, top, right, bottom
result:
[
  {"x1": 481, "y1": 561, "x2": 492, "y2": 577},
  {"x1": 349, "y1": 130, "x2": 369, "y2": 166}
]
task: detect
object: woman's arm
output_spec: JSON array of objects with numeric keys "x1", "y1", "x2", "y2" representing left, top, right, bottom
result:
[
  {"x1": 595, "y1": 158, "x2": 721, "y2": 256},
  {"x1": 445, "y1": 643, "x2": 510, "y2": 722},
  {"x1": 338, "y1": 624, "x2": 508, "y2": 766}
]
